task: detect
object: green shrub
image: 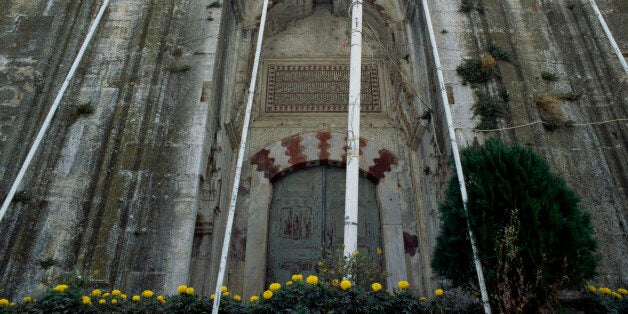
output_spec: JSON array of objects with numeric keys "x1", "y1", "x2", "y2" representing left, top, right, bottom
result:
[
  {"x1": 486, "y1": 43, "x2": 512, "y2": 62},
  {"x1": 472, "y1": 92, "x2": 508, "y2": 130},
  {"x1": 541, "y1": 71, "x2": 559, "y2": 81},
  {"x1": 456, "y1": 59, "x2": 493, "y2": 84},
  {"x1": 432, "y1": 138, "x2": 598, "y2": 311}
]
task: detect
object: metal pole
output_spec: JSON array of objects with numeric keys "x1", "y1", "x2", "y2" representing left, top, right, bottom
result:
[
  {"x1": 0, "y1": 0, "x2": 110, "y2": 225},
  {"x1": 420, "y1": 1, "x2": 491, "y2": 313},
  {"x1": 343, "y1": 0, "x2": 363, "y2": 259},
  {"x1": 211, "y1": 0, "x2": 269, "y2": 312},
  {"x1": 588, "y1": 0, "x2": 628, "y2": 74}
]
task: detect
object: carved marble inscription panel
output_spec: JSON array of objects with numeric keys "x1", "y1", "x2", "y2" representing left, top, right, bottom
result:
[{"x1": 265, "y1": 64, "x2": 381, "y2": 113}]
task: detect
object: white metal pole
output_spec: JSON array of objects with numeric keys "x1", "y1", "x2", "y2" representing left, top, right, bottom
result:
[
  {"x1": 343, "y1": 0, "x2": 363, "y2": 259},
  {"x1": 0, "y1": 0, "x2": 110, "y2": 225},
  {"x1": 588, "y1": 0, "x2": 628, "y2": 74},
  {"x1": 211, "y1": 0, "x2": 269, "y2": 312},
  {"x1": 420, "y1": 1, "x2": 491, "y2": 313}
]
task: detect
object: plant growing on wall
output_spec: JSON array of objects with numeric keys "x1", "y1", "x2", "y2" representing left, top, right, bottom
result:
[{"x1": 431, "y1": 138, "x2": 598, "y2": 311}]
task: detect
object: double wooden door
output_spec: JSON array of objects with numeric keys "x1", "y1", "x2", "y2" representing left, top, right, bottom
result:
[{"x1": 266, "y1": 166, "x2": 382, "y2": 283}]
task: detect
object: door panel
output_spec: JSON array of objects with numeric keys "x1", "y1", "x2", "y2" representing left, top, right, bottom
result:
[{"x1": 266, "y1": 166, "x2": 382, "y2": 284}]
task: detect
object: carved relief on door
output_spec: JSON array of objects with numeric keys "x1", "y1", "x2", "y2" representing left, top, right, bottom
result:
[{"x1": 266, "y1": 165, "x2": 382, "y2": 284}]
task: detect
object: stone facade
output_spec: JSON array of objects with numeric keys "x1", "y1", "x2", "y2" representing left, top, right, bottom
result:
[{"x1": 0, "y1": 0, "x2": 626, "y2": 300}]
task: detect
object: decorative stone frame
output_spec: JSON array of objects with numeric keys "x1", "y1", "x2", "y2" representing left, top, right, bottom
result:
[{"x1": 243, "y1": 131, "x2": 407, "y2": 298}]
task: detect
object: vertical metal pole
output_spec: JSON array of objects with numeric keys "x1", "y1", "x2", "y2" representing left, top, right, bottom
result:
[
  {"x1": 588, "y1": 0, "x2": 628, "y2": 74},
  {"x1": 420, "y1": 1, "x2": 491, "y2": 313},
  {"x1": 343, "y1": 0, "x2": 363, "y2": 259},
  {"x1": 0, "y1": 0, "x2": 110, "y2": 225},
  {"x1": 211, "y1": 0, "x2": 269, "y2": 313}
]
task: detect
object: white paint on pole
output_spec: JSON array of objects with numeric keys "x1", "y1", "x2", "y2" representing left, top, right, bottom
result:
[
  {"x1": 211, "y1": 0, "x2": 269, "y2": 313},
  {"x1": 589, "y1": 0, "x2": 628, "y2": 74},
  {"x1": 343, "y1": 0, "x2": 363, "y2": 259},
  {"x1": 420, "y1": 1, "x2": 491, "y2": 313},
  {"x1": 0, "y1": 0, "x2": 110, "y2": 225}
]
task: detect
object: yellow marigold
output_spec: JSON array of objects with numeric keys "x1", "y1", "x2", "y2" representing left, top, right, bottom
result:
[
  {"x1": 81, "y1": 296, "x2": 91, "y2": 305},
  {"x1": 111, "y1": 299, "x2": 118, "y2": 304},
  {"x1": 23, "y1": 296, "x2": 32, "y2": 303},
  {"x1": 269, "y1": 282, "x2": 281, "y2": 292},
  {"x1": 111, "y1": 289, "x2": 121, "y2": 296},
  {"x1": 120, "y1": 294, "x2": 127, "y2": 300},
  {"x1": 102, "y1": 293, "x2": 110, "y2": 298},
  {"x1": 618, "y1": 288, "x2": 628, "y2": 295},
  {"x1": 263, "y1": 290, "x2": 273, "y2": 300},
  {"x1": 99, "y1": 299, "x2": 106, "y2": 305},
  {"x1": 340, "y1": 280, "x2": 351, "y2": 291},
  {"x1": 9, "y1": 303, "x2": 15, "y2": 307},
  {"x1": 322, "y1": 268, "x2": 327, "y2": 273},
  {"x1": 420, "y1": 297, "x2": 427, "y2": 302},
  {"x1": 435, "y1": 289, "x2": 444, "y2": 296},
  {"x1": 371, "y1": 283, "x2": 382, "y2": 292},
  {"x1": 177, "y1": 285, "x2": 187, "y2": 294},
  {"x1": 186, "y1": 287, "x2": 195, "y2": 295},
  {"x1": 210, "y1": 294, "x2": 215, "y2": 300},
  {"x1": 132, "y1": 295, "x2": 140, "y2": 302},
  {"x1": 142, "y1": 290, "x2": 153, "y2": 298},
  {"x1": 250, "y1": 295, "x2": 259, "y2": 302},
  {"x1": 221, "y1": 285, "x2": 228, "y2": 293},
  {"x1": 234, "y1": 295, "x2": 241, "y2": 302},
  {"x1": 397, "y1": 281, "x2": 409, "y2": 290},
  {"x1": 53, "y1": 284, "x2": 69, "y2": 293},
  {"x1": 352, "y1": 251, "x2": 359, "y2": 256},
  {"x1": 376, "y1": 248, "x2": 382, "y2": 255},
  {"x1": 611, "y1": 292, "x2": 622, "y2": 299},
  {"x1": 599, "y1": 287, "x2": 612, "y2": 295},
  {"x1": 286, "y1": 281, "x2": 293, "y2": 286},
  {"x1": 587, "y1": 285, "x2": 596, "y2": 293},
  {"x1": 157, "y1": 295, "x2": 166, "y2": 304},
  {"x1": 291, "y1": 274, "x2": 303, "y2": 281},
  {"x1": 317, "y1": 261, "x2": 324, "y2": 267},
  {"x1": 332, "y1": 279, "x2": 339, "y2": 287},
  {"x1": 306, "y1": 275, "x2": 319, "y2": 285},
  {"x1": 0, "y1": 299, "x2": 9, "y2": 307},
  {"x1": 222, "y1": 291, "x2": 230, "y2": 296}
]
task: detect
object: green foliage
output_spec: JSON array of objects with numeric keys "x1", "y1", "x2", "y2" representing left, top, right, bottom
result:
[
  {"x1": 541, "y1": 71, "x2": 559, "y2": 81},
  {"x1": 486, "y1": 43, "x2": 512, "y2": 62},
  {"x1": 168, "y1": 64, "x2": 191, "y2": 73},
  {"x1": 460, "y1": 0, "x2": 475, "y2": 13},
  {"x1": 456, "y1": 59, "x2": 493, "y2": 84},
  {"x1": 472, "y1": 92, "x2": 508, "y2": 130},
  {"x1": 316, "y1": 249, "x2": 387, "y2": 291},
  {"x1": 207, "y1": 2, "x2": 222, "y2": 8},
  {"x1": 432, "y1": 138, "x2": 598, "y2": 311}
]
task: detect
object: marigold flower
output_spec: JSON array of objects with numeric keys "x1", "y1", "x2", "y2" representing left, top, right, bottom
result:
[
  {"x1": 306, "y1": 275, "x2": 319, "y2": 285},
  {"x1": 102, "y1": 293, "x2": 110, "y2": 298},
  {"x1": 286, "y1": 281, "x2": 293, "y2": 286},
  {"x1": 269, "y1": 282, "x2": 281, "y2": 291},
  {"x1": 376, "y1": 248, "x2": 382, "y2": 255},
  {"x1": 420, "y1": 297, "x2": 427, "y2": 302},
  {"x1": 397, "y1": 280, "x2": 409, "y2": 289},
  {"x1": 435, "y1": 289, "x2": 444, "y2": 296},
  {"x1": 132, "y1": 295, "x2": 140, "y2": 302},
  {"x1": 586, "y1": 285, "x2": 596, "y2": 292},
  {"x1": 263, "y1": 290, "x2": 273, "y2": 300},
  {"x1": 340, "y1": 280, "x2": 351, "y2": 291},
  {"x1": 177, "y1": 285, "x2": 187, "y2": 294},
  {"x1": 185, "y1": 287, "x2": 194, "y2": 295},
  {"x1": 222, "y1": 291, "x2": 230, "y2": 296},
  {"x1": 291, "y1": 274, "x2": 303, "y2": 281},
  {"x1": 611, "y1": 292, "x2": 622, "y2": 299},
  {"x1": 53, "y1": 284, "x2": 69, "y2": 293},
  {"x1": 23, "y1": 296, "x2": 32, "y2": 303},
  {"x1": 221, "y1": 285, "x2": 228, "y2": 293},
  {"x1": 234, "y1": 295, "x2": 241, "y2": 302},
  {"x1": 317, "y1": 261, "x2": 324, "y2": 267},
  {"x1": 210, "y1": 294, "x2": 215, "y2": 300},
  {"x1": 120, "y1": 294, "x2": 127, "y2": 300},
  {"x1": 618, "y1": 288, "x2": 628, "y2": 295},
  {"x1": 81, "y1": 296, "x2": 91, "y2": 305},
  {"x1": 157, "y1": 295, "x2": 166, "y2": 304},
  {"x1": 371, "y1": 283, "x2": 382, "y2": 292},
  {"x1": 0, "y1": 299, "x2": 10, "y2": 307},
  {"x1": 599, "y1": 287, "x2": 612, "y2": 295},
  {"x1": 111, "y1": 299, "x2": 118, "y2": 304},
  {"x1": 142, "y1": 290, "x2": 153, "y2": 298},
  {"x1": 250, "y1": 295, "x2": 259, "y2": 302},
  {"x1": 99, "y1": 299, "x2": 106, "y2": 304},
  {"x1": 332, "y1": 279, "x2": 339, "y2": 287},
  {"x1": 111, "y1": 289, "x2": 121, "y2": 296}
]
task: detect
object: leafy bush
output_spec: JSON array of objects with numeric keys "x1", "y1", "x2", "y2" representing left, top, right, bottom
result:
[
  {"x1": 432, "y1": 138, "x2": 598, "y2": 311},
  {"x1": 472, "y1": 92, "x2": 509, "y2": 130},
  {"x1": 486, "y1": 43, "x2": 512, "y2": 62},
  {"x1": 533, "y1": 93, "x2": 563, "y2": 130},
  {"x1": 456, "y1": 59, "x2": 494, "y2": 84},
  {"x1": 541, "y1": 71, "x2": 559, "y2": 81}
]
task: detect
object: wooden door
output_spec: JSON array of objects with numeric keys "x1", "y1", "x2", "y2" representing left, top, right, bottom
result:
[{"x1": 266, "y1": 166, "x2": 382, "y2": 284}]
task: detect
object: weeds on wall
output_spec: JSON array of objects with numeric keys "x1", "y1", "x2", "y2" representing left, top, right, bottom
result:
[
  {"x1": 486, "y1": 43, "x2": 512, "y2": 62},
  {"x1": 541, "y1": 71, "x2": 559, "y2": 81},
  {"x1": 472, "y1": 92, "x2": 508, "y2": 130}
]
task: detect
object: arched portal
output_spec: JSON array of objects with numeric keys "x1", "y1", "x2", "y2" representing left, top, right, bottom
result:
[{"x1": 266, "y1": 165, "x2": 383, "y2": 284}]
